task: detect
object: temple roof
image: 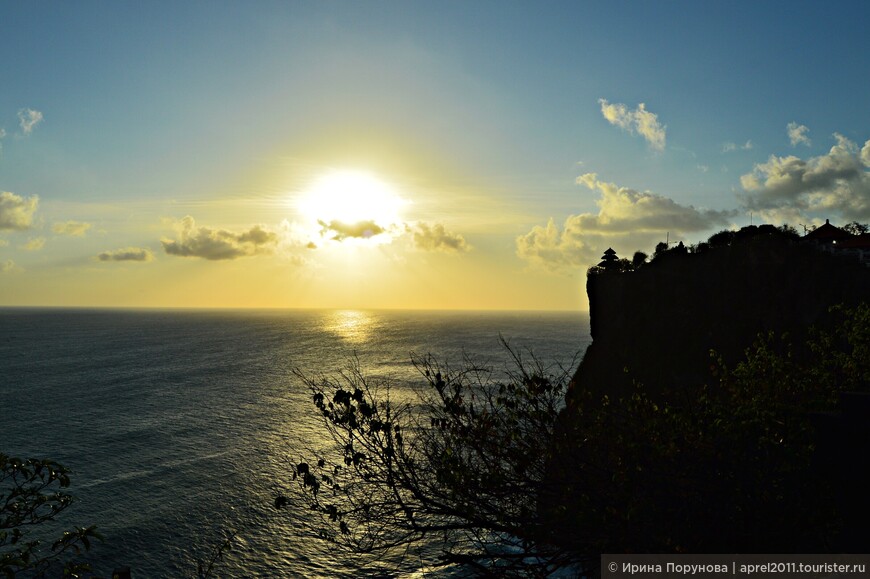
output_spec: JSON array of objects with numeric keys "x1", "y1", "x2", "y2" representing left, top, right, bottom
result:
[{"x1": 805, "y1": 219, "x2": 852, "y2": 242}]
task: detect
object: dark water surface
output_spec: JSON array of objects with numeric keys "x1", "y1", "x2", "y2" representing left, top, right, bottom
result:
[{"x1": 0, "y1": 308, "x2": 589, "y2": 578}]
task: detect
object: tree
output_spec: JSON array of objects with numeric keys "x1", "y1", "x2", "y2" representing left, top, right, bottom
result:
[
  {"x1": 280, "y1": 302, "x2": 868, "y2": 574},
  {"x1": 707, "y1": 229, "x2": 735, "y2": 247},
  {"x1": 631, "y1": 251, "x2": 648, "y2": 268},
  {"x1": 0, "y1": 455, "x2": 100, "y2": 578},
  {"x1": 277, "y1": 343, "x2": 586, "y2": 577},
  {"x1": 842, "y1": 221, "x2": 869, "y2": 236}
]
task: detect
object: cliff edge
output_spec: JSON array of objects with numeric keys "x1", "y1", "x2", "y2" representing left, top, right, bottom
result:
[{"x1": 569, "y1": 231, "x2": 870, "y2": 403}]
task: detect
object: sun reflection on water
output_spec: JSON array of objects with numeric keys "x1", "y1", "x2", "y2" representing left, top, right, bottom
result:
[{"x1": 322, "y1": 309, "x2": 376, "y2": 344}]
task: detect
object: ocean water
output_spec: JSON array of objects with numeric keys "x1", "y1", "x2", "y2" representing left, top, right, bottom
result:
[{"x1": 0, "y1": 308, "x2": 590, "y2": 578}]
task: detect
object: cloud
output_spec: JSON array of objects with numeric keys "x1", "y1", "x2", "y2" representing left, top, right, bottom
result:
[
  {"x1": 740, "y1": 134, "x2": 870, "y2": 220},
  {"x1": 599, "y1": 99, "x2": 667, "y2": 151},
  {"x1": 516, "y1": 173, "x2": 733, "y2": 272},
  {"x1": 318, "y1": 219, "x2": 386, "y2": 241},
  {"x1": 722, "y1": 140, "x2": 753, "y2": 153},
  {"x1": 162, "y1": 216, "x2": 279, "y2": 260},
  {"x1": 97, "y1": 247, "x2": 155, "y2": 262},
  {"x1": 1, "y1": 259, "x2": 17, "y2": 273},
  {"x1": 0, "y1": 191, "x2": 39, "y2": 230},
  {"x1": 18, "y1": 108, "x2": 43, "y2": 136},
  {"x1": 0, "y1": 239, "x2": 7, "y2": 247},
  {"x1": 408, "y1": 222, "x2": 470, "y2": 252},
  {"x1": 52, "y1": 220, "x2": 92, "y2": 237},
  {"x1": 787, "y1": 122, "x2": 811, "y2": 147},
  {"x1": 22, "y1": 237, "x2": 45, "y2": 251}
]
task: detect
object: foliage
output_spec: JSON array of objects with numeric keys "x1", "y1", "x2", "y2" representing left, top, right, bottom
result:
[
  {"x1": 545, "y1": 302, "x2": 869, "y2": 555},
  {"x1": 281, "y1": 303, "x2": 867, "y2": 573},
  {"x1": 842, "y1": 221, "x2": 869, "y2": 235},
  {"x1": 278, "y1": 342, "x2": 584, "y2": 577},
  {"x1": 631, "y1": 251, "x2": 647, "y2": 268},
  {"x1": 0, "y1": 455, "x2": 101, "y2": 578}
]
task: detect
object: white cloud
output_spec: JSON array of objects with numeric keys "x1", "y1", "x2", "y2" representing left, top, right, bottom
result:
[
  {"x1": 861, "y1": 139, "x2": 870, "y2": 168},
  {"x1": 722, "y1": 140, "x2": 753, "y2": 153},
  {"x1": 516, "y1": 173, "x2": 733, "y2": 272},
  {"x1": 18, "y1": 108, "x2": 43, "y2": 136},
  {"x1": 407, "y1": 222, "x2": 470, "y2": 253},
  {"x1": 0, "y1": 191, "x2": 39, "y2": 230},
  {"x1": 97, "y1": 247, "x2": 155, "y2": 262},
  {"x1": 787, "y1": 122, "x2": 811, "y2": 147},
  {"x1": 599, "y1": 99, "x2": 667, "y2": 151},
  {"x1": 740, "y1": 134, "x2": 870, "y2": 220},
  {"x1": 22, "y1": 237, "x2": 45, "y2": 251},
  {"x1": 162, "y1": 216, "x2": 280, "y2": 260},
  {"x1": 52, "y1": 220, "x2": 92, "y2": 237}
]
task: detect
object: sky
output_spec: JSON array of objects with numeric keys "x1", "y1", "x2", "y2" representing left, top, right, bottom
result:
[{"x1": 1, "y1": 1, "x2": 869, "y2": 311}]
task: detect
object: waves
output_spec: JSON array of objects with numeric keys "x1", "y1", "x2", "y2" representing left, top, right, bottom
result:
[{"x1": 0, "y1": 308, "x2": 588, "y2": 577}]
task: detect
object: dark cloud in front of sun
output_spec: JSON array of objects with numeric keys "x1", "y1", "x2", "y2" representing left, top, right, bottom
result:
[{"x1": 318, "y1": 219, "x2": 386, "y2": 241}]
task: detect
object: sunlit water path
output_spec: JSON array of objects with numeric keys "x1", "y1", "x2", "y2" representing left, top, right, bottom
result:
[{"x1": 0, "y1": 308, "x2": 589, "y2": 578}]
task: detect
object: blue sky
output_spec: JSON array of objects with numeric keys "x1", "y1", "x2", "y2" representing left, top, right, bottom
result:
[{"x1": 1, "y1": 1, "x2": 868, "y2": 309}]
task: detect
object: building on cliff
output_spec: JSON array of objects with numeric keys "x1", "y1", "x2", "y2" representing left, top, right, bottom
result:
[{"x1": 804, "y1": 219, "x2": 870, "y2": 264}]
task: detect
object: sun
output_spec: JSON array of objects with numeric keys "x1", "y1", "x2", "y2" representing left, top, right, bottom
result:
[{"x1": 297, "y1": 169, "x2": 405, "y2": 227}]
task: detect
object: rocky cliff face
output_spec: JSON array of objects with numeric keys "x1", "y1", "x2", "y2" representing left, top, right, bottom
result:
[{"x1": 569, "y1": 233, "x2": 870, "y2": 403}]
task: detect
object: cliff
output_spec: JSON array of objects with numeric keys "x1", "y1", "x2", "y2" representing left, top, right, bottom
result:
[
  {"x1": 569, "y1": 232, "x2": 870, "y2": 403},
  {"x1": 542, "y1": 229, "x2": 870, "y2": 557}
]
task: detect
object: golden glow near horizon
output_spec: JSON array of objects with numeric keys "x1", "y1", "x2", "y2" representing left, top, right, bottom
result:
[{"x1": 295, "y1": 170, "x2": 407, "y2": 244}]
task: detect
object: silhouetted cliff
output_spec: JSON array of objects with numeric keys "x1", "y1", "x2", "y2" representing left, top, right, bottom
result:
[
  {"x1": 569, "y1": 232, "x2": 870, "y2": 403},
  {"x1": 542, "y1": 229, "x2": 870, "y2": 560}
]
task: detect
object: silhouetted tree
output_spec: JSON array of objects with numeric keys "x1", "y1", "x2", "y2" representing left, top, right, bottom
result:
[
  {"x1": 843, "y1": 221, "x2": 869, "y2": 235},
  {"x1": 0, "y1": 455, "x2": 100, "y2": 577},
  {"x1": 707, "y1": 229, "x2": 735, "y2": 247},
  {"x1": 279, "y1": 344, "x2": 585, "y2": 576},
  {"x1": 778, "y1": 224, "x2": 800, "y2": 239},
  {"x1": 631, "y1": 251, "x2": 648, "y2": 268},
  {"x1": 279, "y1": 270, "x2": 868, "y2": 574}
]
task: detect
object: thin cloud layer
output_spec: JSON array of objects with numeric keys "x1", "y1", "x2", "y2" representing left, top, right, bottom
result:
[
  {"x1": 18, "y1": 108, "x2": 43, "y2": 136},
  {"x1": 52, "y1": 221, "x2": 92, "y2": 237},
  {"x1": 1, "y1": 259, "x2": 16, "y2": 273},
  {"x1": 22, "y1": 237, "x2": 45, "y2": 251},
  {"x1": 787, "y1": 122, "x2": 811, "y2": 147},
  {"x1": 97, "y1": 247, "x2": 155, "y2": 262},
  {"x1": 408, "y1": 222, "x2": 470, "y2": 253},
  {"x1": 517, "y1": 173, "x2": 732, "y2": 272},
  {"x1": 599, "y1": 99, "x2": 667, "y2": 151},
  {"x1": 740, "y1": 134, "x2": 870, "y2": 220},
  {"x1": 0, "y1": 191, "x2": 39, "y2": 230},
  {"x1": 723, "y1": 140, "x2": 753, "y2": 153},
  {"x1": 162, "y1": 216, "x2": 279, "y2": 260}
]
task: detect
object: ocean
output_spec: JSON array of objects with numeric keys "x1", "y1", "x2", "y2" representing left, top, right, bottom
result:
[{"x1": 0, "y1": 308, "x2": 590, "y2": 578}]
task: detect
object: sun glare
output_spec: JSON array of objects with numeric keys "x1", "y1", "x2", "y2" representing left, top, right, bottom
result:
[{"x1": 297, "y1": 170, "x2": 405, "y2": 227}]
